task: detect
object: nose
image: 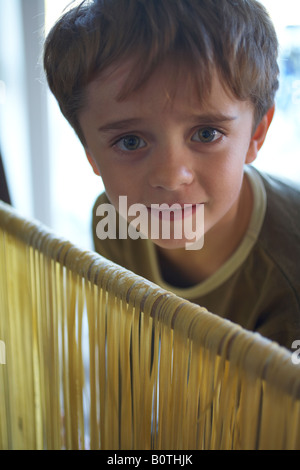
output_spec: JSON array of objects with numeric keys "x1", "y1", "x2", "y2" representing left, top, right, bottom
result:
[{"x1": 148, "y1": 146, "x2": 194, "y2": 191}]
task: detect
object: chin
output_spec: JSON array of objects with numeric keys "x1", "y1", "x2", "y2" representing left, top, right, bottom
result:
[{"x1": 151, "y1": 237, "x2": 202, "y2": 251}]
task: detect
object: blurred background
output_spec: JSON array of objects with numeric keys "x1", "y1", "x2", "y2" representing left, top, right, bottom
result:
[{"x1": 0, "y1": 0, "x2": 299, "y2": 251}]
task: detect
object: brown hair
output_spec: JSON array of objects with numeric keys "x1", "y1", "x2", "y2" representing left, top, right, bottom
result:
[{"x1": 44, "y1": 0, "x2": 279, "y2": 146}]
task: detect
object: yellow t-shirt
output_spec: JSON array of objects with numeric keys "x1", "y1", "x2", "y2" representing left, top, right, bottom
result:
[{"x1": 92, "y1": 165, "x2": 300, "y2": 350}]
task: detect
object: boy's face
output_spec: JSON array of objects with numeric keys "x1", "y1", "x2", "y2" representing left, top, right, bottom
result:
[{"x1": 80, "y1": 61, "x2": 263, "y2": 250}]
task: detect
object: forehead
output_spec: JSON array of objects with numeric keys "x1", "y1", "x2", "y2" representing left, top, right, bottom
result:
[{"x1": 81, "y1": 60, "x2": 253, "y2": 122}]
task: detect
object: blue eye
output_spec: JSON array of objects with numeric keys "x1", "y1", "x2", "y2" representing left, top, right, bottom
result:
[
  {"x1": 115, "y1": 135, "x2": 146, "y2": 151},
  {"x1": 192, "y1": 128, "x2": 222, "y2": 143}
]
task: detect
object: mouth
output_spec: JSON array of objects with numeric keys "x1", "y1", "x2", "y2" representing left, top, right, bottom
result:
[{"x1": 147, "y1": 203, "x2": 201, "y2": 221}]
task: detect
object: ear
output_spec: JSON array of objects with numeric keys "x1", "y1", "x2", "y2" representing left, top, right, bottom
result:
[
  {"x1": 245, "y1": 105, "x2": 275, "y2": 164},
  {"x1": 85, "y1": 149, "x2": 101, "y2": 176}
]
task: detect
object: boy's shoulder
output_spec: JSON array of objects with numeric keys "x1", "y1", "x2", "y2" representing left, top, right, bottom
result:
[
  {"x1": 261, "y1": 170, "x2": 300, "y2": 209},
  {"x1": 260, "y1": 170, "x2": 300, "y2": 227},
  {"x1": 258, "y1": 169, "x2": 300, "y2": 280},
  {"x1": 93, "y1": 191, "x2": 110, "y2": 207}
]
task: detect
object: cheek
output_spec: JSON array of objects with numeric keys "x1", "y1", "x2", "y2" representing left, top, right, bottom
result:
[
  {"x1": 202, "y1": 149, "x2": 245, "y2": 188},
  {"x1": 98, "y1": 163, "x2": 140, "y2": 210},
  {"x1": 198, "y1": 147, "x2": 246, "y2": 214}
]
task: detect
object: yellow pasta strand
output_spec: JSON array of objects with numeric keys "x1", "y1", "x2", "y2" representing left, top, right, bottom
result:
[{"x1": 1, "y1": 200, "x2": 300, "y2": 450}]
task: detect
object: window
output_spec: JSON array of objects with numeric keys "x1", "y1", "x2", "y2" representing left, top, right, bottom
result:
[
  {"x1": 253, "y1": 0, "x2": 300, "y2": 182},
  {"x1": 45, "y1": 1, "x2": 103, "y2": 250}
]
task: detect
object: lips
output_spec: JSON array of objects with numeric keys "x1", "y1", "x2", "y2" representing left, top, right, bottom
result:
[{"x1": 147, "y1": 203, "x2": 200, "y2": 221}]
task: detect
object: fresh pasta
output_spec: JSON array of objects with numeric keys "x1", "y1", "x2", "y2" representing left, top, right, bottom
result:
[{"x1": 0, "y1": 200, "x2": 300, "y2": 450}]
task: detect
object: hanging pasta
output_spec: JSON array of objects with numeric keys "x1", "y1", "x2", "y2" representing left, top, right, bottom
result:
[{"x1": 0, "y1": 200, "x2": 300, "y2": 450}]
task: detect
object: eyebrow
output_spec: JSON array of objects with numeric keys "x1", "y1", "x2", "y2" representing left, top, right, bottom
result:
[
  {"x1": 98, "y1": 118, "x2": 143, "y2": 133},
  {"x1": 98, "y1": 113, "x2": 238, "y2": 133}
]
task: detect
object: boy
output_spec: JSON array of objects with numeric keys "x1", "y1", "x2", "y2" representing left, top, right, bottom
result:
[{"x1": 44, "y1": 0, "x2": 300, "y2": 351}]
